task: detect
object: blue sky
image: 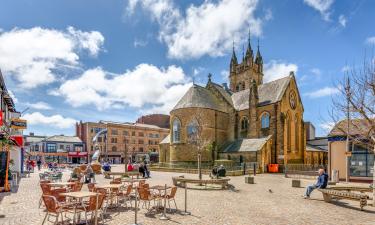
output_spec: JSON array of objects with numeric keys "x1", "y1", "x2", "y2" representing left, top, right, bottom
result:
[{"x1": 0, "y1": 0, "x2": 374, "y2": 136}]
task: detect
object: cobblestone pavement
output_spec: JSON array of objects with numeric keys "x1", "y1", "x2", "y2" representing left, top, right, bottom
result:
[{"x1": 0, "y1": 165, "x2": 374, "y2": 225}]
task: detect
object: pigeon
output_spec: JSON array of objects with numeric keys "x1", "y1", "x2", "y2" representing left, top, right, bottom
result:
[{"x1": 268, "y1": 189, "x2": 273, "y2": 193}]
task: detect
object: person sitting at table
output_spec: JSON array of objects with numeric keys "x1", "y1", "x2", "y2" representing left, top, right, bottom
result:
[
  {"x1": 84, "y1": 164, "x2": 95, "y2": 183},
  {"x1": 102, "y1": 161, "x2": 111, "y2": 172},
  {"x1": 211, "y1": 166, "x2": 218, "y2": 178}
]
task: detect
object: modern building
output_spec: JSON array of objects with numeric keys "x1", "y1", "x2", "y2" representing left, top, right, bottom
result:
[
  {"x1": 304, "y1": 121, "x2": 328, "y2": 165},
  {"x1": 24, "y1": 134, "x2": 86, "y2": 164},
  {"x1": 136, "y1": 114, "x2": 170, "y2": 129},
  {"x1": 328, "y1": 119, "x2": 374, "y2": 182},
  {"x1": 160, "y1": 35, "x2": 307, "y2": 171},
  {"x1": 76, "y1": 120, "x2": 169, "y2": 164}
]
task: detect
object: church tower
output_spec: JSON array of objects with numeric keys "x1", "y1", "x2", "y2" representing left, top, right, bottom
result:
[{"x1": 229, "y1": 33, "x2": 263, "y2": 93}]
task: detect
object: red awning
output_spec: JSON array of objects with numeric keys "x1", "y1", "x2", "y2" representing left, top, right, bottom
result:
[
  {"x1": 10, "y1": 135, "x2": 23, "y2": 147},
  {"x1": 68, "y1": 152, "x2": 88, "y2": 157}
]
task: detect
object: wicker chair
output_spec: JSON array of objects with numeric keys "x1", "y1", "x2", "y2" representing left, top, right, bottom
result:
[
  {"x1": 39, "y1": 183, "x2": 52, "y2": 208},
  {"x1": 165, "y1": 186, "x2": 178, "y2": 212},
  {"x1": 119, "y1": 185, "x2": 133, "y2": 208},
  {"x1": 88, "y1": 183, "x2": 96, "y2": 192},
  {"x1": 137, "y1": 187, "x2": 156, "y2": 211},
  {"x1": 41, "y1": 195, "x2": 65, "y2": 225}
]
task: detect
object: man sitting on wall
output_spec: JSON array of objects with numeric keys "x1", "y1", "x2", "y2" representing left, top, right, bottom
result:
[{"x1": 303, "y1": 168, "x2": 328, "y2": 199}]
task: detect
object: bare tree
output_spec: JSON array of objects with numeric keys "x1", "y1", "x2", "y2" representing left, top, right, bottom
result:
[
  {"x1": 330, "y1": 55, "x2": 374, "y2": 205},
  {"x1": 186, "y1": 110, "x2": 212, "y2": 180}
]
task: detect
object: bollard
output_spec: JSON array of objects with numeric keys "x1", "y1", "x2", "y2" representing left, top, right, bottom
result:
[
  {"x1": 253, "y1": 164, "x2": 256, "y2": 176},
  {"x1": 160, "y1": 184, "x2": 169, "y2": 220},
  {"x1": 181, "y1": 181, "x2": 191, "y2": 215},
  {"x1": 129, "y1": 187, "x2": 140, "y2": 225}
]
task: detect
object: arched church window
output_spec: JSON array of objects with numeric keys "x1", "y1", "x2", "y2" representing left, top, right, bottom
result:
[
  {"x1": 172, "y1": 118, "x2": 181, "y2": 143},
  {"x1": 236, "y1": 83, "x2": 240, "y2": 91},
  {"x1": 241, "y1": 117, "x2": 249, "y2": 131},
  {"x1": 112, "y1": 146, "x2": 117, "y2": 152},
  {"x1": 187, "y1": 119, "x2": 199, "y2": 141},
  {"x1": 261, "y1": 113, "x2": 270, "y2": 128}
]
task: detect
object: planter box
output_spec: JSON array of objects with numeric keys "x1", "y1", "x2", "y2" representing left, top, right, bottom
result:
[
  {"x1": 245, "y1": 176, "x2": 254, "y2": 184},
  {"x1": 292, "y1": 179, "x2": 301, "y2": 188}
]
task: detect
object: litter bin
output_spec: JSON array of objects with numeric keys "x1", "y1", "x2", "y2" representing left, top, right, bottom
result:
[{"x1": 268, "y1": 164, "x2": 279, "y2": 173}]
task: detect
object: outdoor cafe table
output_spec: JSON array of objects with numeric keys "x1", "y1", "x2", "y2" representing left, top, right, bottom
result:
[
  {"x1": 60, "y1": 191, "x2": 99, "y2": 225},
  {"x1": 96, "y1": 184, "x2": 124, "y2": 207},
  {"x1": 149, "y1": 185, "x2": 171, "y2": 220},
  {"x1": 48, "y1": 182, "x2": 75, "y2": 188}
]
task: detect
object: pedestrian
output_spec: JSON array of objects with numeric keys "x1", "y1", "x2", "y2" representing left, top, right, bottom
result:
[
  {"x1": 139, "y1": 163, "x2": 145, "y2": 178},
  {"x1": 303, "y1": 168, "x2": 328, "y2": 199},
  {"x1": 144, "y1": 162, "x2": 150, "y2": 178},
  {"x1": 37, "y1": 159, "x2": 42, "y2": 171}
]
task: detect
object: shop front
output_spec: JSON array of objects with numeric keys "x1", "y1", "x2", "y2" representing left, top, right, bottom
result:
[{"x1": 67, "y1": 151, "x2": 88, "y2": 164}]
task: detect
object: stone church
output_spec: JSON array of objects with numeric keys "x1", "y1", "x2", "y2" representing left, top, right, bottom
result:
[{"x1": 160, "y1": 36, "x2": 306, "y2": 171}]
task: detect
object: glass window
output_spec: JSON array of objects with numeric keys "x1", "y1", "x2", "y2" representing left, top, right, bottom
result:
[
  {"x1": 172, "y1": 118, "x2": 181, "y2": 143},
  {"x1": 187, "y1": 119, "x2": 199, "y2": 141},
  {"x1": 66, "y1": 145, "x2": 70, "y2": 152},
  {"x1": 112, "y1": 146, "x2": 117, "y2": 152},
  {"x1": 46, "y1": 144, "x2": 56, "y2": 153},
  {"x1": 132, "y1": 131, "x2": 136, "y2": 136},
  {"x1": 261, "y1": 113, "x2": 270, "y2": 128},
  {"x1": 241, "y1": 117, "x2": 248, "y2": 130},
  {"x1": 350, "y1": 144, "x2": 374, "y2": 177},
  {"x1": 111, "y1": 129, "x2": 118, "y2": 135},
  {"x1": 139, "y1": 147, "x2": 143, "y2": 152},
  {"x1": 139, "y1": 139, "x2": 144, "y2": 144},
  {"x1": 123, "y1": 130, "x2": 129, "y2": 136},
  {"x1": 139, "y1": 132, "x2": 144, "y2": 137},
  {"x1": 97, "y1": 137, "x2": 102, "y2": 142}
]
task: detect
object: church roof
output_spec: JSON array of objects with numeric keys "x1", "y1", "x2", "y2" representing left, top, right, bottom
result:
[
  {"x1": 210, "y1": 82, "x2": 233, "y2": 106},
  {"x1": 231, "y1": 76, "x2": 291, "y2": 110},
  {"x1": 220, "y1": 135, "x2": 272, "y2": 153},
  {"x1": 172, "y1": 84, "x2": 227, "y2": 112},
  {"x1": 160, "y1": 134, "x2": 170, "y2": 144}
]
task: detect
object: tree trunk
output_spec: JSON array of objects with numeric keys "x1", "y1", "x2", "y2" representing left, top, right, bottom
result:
[{"x1": 198, "y1": 153, "x2": 202, "y2": 180}]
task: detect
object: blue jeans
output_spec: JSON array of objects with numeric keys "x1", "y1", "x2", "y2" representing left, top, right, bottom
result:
[{"x1": 305, "y1": 185, "x2": 317, "y2": 197}]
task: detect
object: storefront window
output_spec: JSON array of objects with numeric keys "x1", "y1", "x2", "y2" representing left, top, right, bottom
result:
[{"x1": 349, "y1": 144, "x2": 374, "y2": 177}]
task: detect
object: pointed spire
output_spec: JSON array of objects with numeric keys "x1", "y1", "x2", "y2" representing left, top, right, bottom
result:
[
  {"x1": 255, "y1": 38, "x2": 263, "y2": 64},
  {"x1": 246, "y1": 29, "x2": 253, "y2": 57},
  {"x1": 231, "y1": 40, "x2": 238, "y2": 65},
  {"x1": 242, "y1": 44, "x2": 245, "y2": 62},
  {"x1": 208, "y1": 73, "x2": 212, "y2": 82}
]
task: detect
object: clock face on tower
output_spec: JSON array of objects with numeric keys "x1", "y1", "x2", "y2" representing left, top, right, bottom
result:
[{"x1": 289, "y1": 91, "x2": 297, "y2": 110}]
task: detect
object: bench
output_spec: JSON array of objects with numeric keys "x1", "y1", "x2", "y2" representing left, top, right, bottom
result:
[
  {"x1": 172, "y1": 176, "x2": 230, "y2": 189},
  {"x1": 318, "y1": 189, "x2": 369, "y2": 210}
]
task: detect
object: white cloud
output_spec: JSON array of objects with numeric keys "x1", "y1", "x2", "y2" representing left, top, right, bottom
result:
[
  {"x1": 8, "y1": 90, "x2": 18, "y2": 104},
  {"x1": 133, "y1": 38, "x2": 148, "y2": 47},
  {"x1": 341, "y1": 65, "x2": 350, "y2": 72},
  {"x1": 0, "y1": 26, "x2": 104, "y2": 89},
  {"x1": 127, "y1": 0, "x2": 264, "y2": 59},
  {"x1": 319, "y1": 121, "x2": 335, "y2": 133},
  {"x1": 22, "y1": 112, "x2": 76, "y2": 129},
  {"x1": 303, "y1": 0, "x2": 334, "y2": 21},
  {"x1": 310, "y1": 68, "x2": 321, "y2": 76},
  {"x1": 304, "y1": 86, "x2": 340, "y2": 98},
  {"x1": 55, "y1": 64, "x2": 191, "y2": 113},
  {"x1": 25, "y1": 101, "x2": 52, "y2": 110},
  {"x1": 338, "y1": 15, "x2": 347, "y2": 27},
  {"x1": 263, "y1": 60, "x2": 298, "y2": 82},
  {"x1": 365, "y1": 36, "x2": 375, "y2": 45}
]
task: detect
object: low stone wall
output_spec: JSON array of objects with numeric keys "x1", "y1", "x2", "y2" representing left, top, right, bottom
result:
[{"x1": 150, "y1": 166, "x2": 261, "y2": 176}]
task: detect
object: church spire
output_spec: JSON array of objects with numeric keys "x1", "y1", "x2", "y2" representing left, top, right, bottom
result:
[
  {"x1": 255, "y1": 38, "x2": 263, "y2": 65},
  {"x1": 231, "y1": 41, "x2": 238, "y2": 64},
  {"x1": 245, "y1": 29, "x2": 253, "y2": 58}
]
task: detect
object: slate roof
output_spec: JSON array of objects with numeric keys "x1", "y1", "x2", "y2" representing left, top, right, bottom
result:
[
  {"x1": 160, "y1": 134, "x2": 170, "y2": 144},
  {"x1": 45, "y1": 135, "x2": 83, "y2": 143},
  {"x1": 172, "y1": 84, "x2": 227, "y2": 112},
  {"x1": 220, "y1": 135, "x2": 272, "y2": 153},
  {"x1": 306, "y1": 144, "x2": 327, "y2": 152},
  {"x1": 210, "y1": 82, "x2": 233, "y2": 106},
  {"x1": 231, "y1": 76, "x2": 291, "y2": 110},
  {"x1": 329, "y1": 119, "x2": 374, "y2": 137}
]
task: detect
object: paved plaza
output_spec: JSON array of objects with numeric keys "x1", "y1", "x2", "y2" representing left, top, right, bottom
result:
[{"x1": 0, "y1": 165, "x2": 374, "y2": 225}]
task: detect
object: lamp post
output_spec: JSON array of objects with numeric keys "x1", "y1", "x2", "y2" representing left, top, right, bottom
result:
[{"x1": 124, "y1": 137, "x2": 128, "y2": 172}]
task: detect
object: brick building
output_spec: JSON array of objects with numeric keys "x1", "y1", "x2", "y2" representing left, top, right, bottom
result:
[
  {"x1": 136, "y1": 114, "x2": 170, "y2": 129},
  {"x1": 160, "y1": 36, "x2": 307, "y2": 171},
  {"x1": 76, "y1": 120, "x2": 169, "y2": 164}
]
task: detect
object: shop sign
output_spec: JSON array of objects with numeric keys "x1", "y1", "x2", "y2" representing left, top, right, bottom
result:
[{"x1": 10, "y1": 118, "x2": 27, "y2": 130}]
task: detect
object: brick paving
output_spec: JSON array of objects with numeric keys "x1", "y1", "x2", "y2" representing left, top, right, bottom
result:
[{"x1": 0, "y1": 165, "x2": 374, "y2": 225}]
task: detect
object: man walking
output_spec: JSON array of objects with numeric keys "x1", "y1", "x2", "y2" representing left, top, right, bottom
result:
[{"x1": 303, "y1": 168, "x2": 328, "y2": 199}]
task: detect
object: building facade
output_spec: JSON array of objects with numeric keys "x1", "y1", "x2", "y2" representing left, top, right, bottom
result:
[
  {"x1": 136, "y1": 114, "x2": 170, "y2": 129},
  {"x1": 24, "y1": 134, "x2": 85, "y2": 164},
  {"x1": 160, "y1": 36, "x2": 306, "y2": 170},
  {"x1": 328, "y1": 119, "x2": 374, "y2": 182},
  {"x1": 76, "y1": 121, "x2": 169, "y2": 164}
]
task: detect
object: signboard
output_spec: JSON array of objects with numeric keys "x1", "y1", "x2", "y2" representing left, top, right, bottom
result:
[
  {"x1": 0, "y1": 112, "x2": 3, "y2": 126},
  {"x1": 345, "y1": 151, "x2": 352, "y2": 157},
  {"x1": 10, "y1": 118, "x2": 27, "y2": 130}
]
